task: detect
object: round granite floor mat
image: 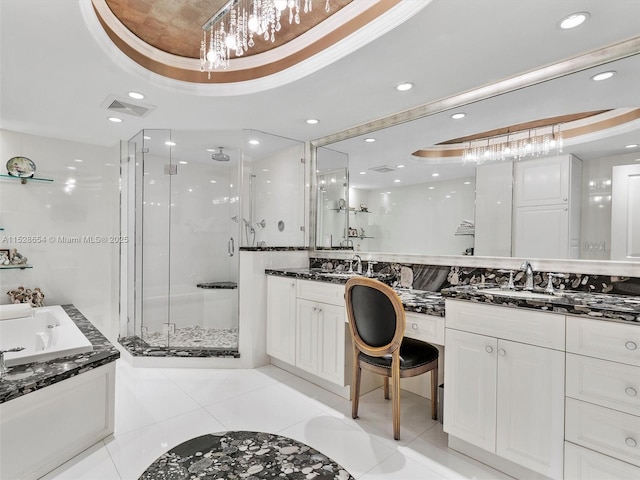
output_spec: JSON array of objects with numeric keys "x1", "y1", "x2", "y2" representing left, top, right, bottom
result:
[{"x1": 139, "y1": 431, "x2": 354, "y2": 479}]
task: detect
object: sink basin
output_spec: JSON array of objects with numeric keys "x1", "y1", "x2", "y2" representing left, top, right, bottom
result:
[
  {"x1": 319, "y1": 272, "x2": 362, "y2": 278},
  {"x1": 480, "y1": 288, "x2": 562, "y2": 301}
]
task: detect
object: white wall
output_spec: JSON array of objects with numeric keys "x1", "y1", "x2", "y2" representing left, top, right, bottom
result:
[
  {"x1": 0, "y1": 130, "x2": 120, "y2": 340},
  {"x1": 248, "y1": 144, "x2": 306, "y2": 247},
  {"x1": 362, "y1": 177, "x2": 476, "y2": 255}
]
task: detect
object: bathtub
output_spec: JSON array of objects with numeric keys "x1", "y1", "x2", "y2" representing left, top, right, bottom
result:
[{"x1": 0, "y1": 305, "x2": 93, "y2": 367}]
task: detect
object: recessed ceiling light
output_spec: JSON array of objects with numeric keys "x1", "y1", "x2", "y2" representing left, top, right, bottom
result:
[
  {"x1": 625, "y1": 144, "x2": 639, "y2": 149},
  {"x1": 386, "y1": 191, "x2": 391, "y2": 194},
  {"x1": 394, "y1": 179, "x2": 401, "y2": 183},
  {"x1": 463, "y1": 181, "x2": 471, "y2": 185},
  {"x1": 66, "y1": 166, "x2": 76, "y2": 170},
  {"x1": 559, "y1": 12, "x2": 589, "y2": 29},
  {"x1": 396, "y1": 164, "x2": 405, "y2": 168},
  {"x1": 165, "y1": 141, "x2": 176, "y2": 146},
  {"x1": 591, "y1": 71, "x2": 616, "y2": 81},
  {"x1": 74, "y1": 159, "x2": 83, "y2": 163},
  {"x1": 359, "y1": 171, "x2": 366, "y2": 175},
  {"x1": 179, "y1": 161, "x2": 188, "y2": 165},
  {"x1": 143, "y1": 135, "x2": 151, "y2": 140},
  {"x1": 128, "y1": 91, "x2": 145, "y2": 100},
  {"x1": 108, "y1": 117, "x2": 122, "y2": 123},
  {"x1": 210, "y1": 180, "x2": 217, "y2": 184},
  {"x1": 306, "y1": 118, "x2": 319, "y2": 125},
  {"x1": 451, "y1": 112, "x2": 466, "y2": 120},
  {"x1": 396, "y1": 82, "x2": 414, "y2": 92},
  {"x1": 248, "y1": 139, "x2": 260, "y2": 145},
  {"x1": 428, "y1": 186, "x2": 435, "y2": 190},
  {"x1": 364, "y1": 138, "x2": 376, "y2": 143},
  {"x1": 432, "y1": 173, "x2": 440, "y2": 177},
  {"x1": 206, "y1": 148, "x2": 216, "y2": 152}
]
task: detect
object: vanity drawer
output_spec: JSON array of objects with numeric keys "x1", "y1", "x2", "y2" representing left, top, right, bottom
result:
[
  {"x1": 566, "y1": 316, "x2": 640, "y2": 367},
  {"x1": 296, "y1": 280, "x2": 345, "y2": 306},
  {"x1": 405, "y1": 312, "x2": 444, "y2": 346},
  {"x1": 444, "y1": 299, "x2": 565, "y2": 350},
  {"x1": 566, "y1": 353, "x2": 640, "y2": 416},
  {"x1": 566, "y1": 397, "x2": 640, "y2": 467},
  {"x1": 565, "y1": 442, "x2": 640, "y2": 480}
]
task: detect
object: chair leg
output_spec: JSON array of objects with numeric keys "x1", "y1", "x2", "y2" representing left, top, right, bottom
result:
[
  {"x1": 431, "y1": 362, "x2": 438, "y2": 420},
  {"x1": 383, "y1": 376, "x2": 390, "y2": 400},
  {"x1": 392, "y1": 361, "x2": 401, "y2": 440},
  {"x1": 352, "y1": 351, "x2": 361, "y2": 419}
]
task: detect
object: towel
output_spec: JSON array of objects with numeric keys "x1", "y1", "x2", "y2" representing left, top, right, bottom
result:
[{"x1": 0, "y1": 303, "x2": 33, "y2": 321}]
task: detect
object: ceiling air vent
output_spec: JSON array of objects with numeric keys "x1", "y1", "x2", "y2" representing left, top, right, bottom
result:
[
  {"x1": 101, "y1": 95, "x2": 156, "y2": 118},
  {"x1": 369, "y1": 165, "x2": 395, "y2": 173}
]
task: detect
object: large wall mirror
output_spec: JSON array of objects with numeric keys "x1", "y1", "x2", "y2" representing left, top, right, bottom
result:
[{"x1": 313, "y1": 50, "x2": 640, "y2": 263}]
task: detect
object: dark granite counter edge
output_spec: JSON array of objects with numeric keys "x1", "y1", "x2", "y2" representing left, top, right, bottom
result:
[
  {"x1": 0, "y1": 304, "x2": 120, "y2": 404},
  {"x1": 265, "y1": 270, "x2": 640, "y2": 325},
  {"x1": 240, "y1": 246, "x2": 309, "y2": 252},
  {"x1": 441, "y1": 289, "x2": 640, "y2": 325}
]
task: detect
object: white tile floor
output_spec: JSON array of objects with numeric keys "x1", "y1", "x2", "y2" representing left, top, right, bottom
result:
[{"x1": 42, "y1": 359, "x2": 513, "y2": 480}]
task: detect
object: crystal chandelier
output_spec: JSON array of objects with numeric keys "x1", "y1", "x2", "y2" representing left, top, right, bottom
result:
[
  {"x1": 200, "y1": 0, "x2": 331, "y2": 77},
  {"x1": 462, "y1": 124, "x2": 564, "y2": 164}
]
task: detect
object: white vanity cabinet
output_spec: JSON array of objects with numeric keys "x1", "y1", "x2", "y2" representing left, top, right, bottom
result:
[
  {"x1": 564, "y1": 315, "x2": 640, "y2": 478},
  {"x1": 266, "y1": 275, "x2": 297, "y2": 364},
  {"x1": 266, "y1": 276, "x2": 348, "y2": 387},
  {"x1": 444, "y1": 299, "x2": 565, "y2": 479},
  {"x1": 513, "y1": 154, "x2": 582, "y2": 259}
]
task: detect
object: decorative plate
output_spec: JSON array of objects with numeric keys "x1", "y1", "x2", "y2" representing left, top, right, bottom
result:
[{"x1": 6, "y1": 156, "x2": 36, "y2": 178}]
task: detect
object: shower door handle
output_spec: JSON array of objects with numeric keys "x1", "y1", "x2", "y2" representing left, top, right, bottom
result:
[{"x1": 228, "y1": 237, "x2": 235, "y2": 257}]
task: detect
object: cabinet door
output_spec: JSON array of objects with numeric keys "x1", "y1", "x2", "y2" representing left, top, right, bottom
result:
[
  {"x1": 266, "y1": 276, "x2": 297, "y2": 364},
  {"x1": 513, "y1": 204, "x2": 569, "y2": 259},
  {"x1": 317, "y1": 303, "x2": 346, "y2": 385},
  {"x1": 515, "y1": 156, "x2": 569, "y2": 207},
  {"x1": 444, "y1": 329, "x2": 497, "y2": 452},
  {"x1": 496, "y1": 339, "x2": 565, "y2": 479},
  {"x1": 295, "y1": 299, "x2": 319, "y2": 375}
]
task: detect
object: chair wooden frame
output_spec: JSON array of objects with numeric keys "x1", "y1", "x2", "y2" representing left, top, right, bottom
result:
[{"x1": 345, "y1": 277, "x2": 438, "y2": 440}]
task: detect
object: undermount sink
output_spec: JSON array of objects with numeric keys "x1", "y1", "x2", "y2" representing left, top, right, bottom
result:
[
  {"x1": 480, "y1": 287, "x2": 562, "y2": 301},
  {"x1": 320, "y1": 271, "x2": 362, "y2": 278}
]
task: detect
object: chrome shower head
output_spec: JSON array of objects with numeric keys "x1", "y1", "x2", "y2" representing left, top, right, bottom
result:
[{"x1": 211, "y1": 147, "x2": 230, "y2": 162}]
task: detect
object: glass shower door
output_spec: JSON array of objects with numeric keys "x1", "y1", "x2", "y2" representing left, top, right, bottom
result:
[{"x1": 167, "y1": 133, "x2": 240, "y2": 350}]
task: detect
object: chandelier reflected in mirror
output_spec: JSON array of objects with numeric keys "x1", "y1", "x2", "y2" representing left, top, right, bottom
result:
[
  {"x1": 462, "y1": 124, "x2": 564, "y2": 164},
  {"x1": 200, "y1": 0, "x2": 331, "y2": 76}
]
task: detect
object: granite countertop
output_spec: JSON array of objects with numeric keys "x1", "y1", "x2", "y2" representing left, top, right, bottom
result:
[
  {"x1": 442, "y1": 285, "x2": 640, "y2": 324},
  {"x1": 265, "y1": 268, "x2": 445, "y2": 317},
  {"x1": 265, "y1": 269, "x2": 640, "y2": 325},
  {"x1": 0, "y1": 304, "x2": 120, "y2": 404}
]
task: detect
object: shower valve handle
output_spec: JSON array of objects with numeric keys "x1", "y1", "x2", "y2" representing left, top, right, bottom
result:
[{"x1": 228, "y1": 237, "x2": 235, "y2": 257}]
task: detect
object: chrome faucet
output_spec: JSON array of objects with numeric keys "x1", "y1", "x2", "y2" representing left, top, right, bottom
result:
[
  {"x1": 0, "y1": 347, "x2": 25, "y2": 377},
  {"x1": 520, "y1": 260, "x2": 534, "y2": 291},
  {"x1": 351, "y1": 254, "x2": 362, "y2": 274}
]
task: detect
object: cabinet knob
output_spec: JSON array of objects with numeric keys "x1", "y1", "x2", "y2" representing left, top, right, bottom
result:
[
  {"x1": 485, "y1": 346, "x2": 493, "y2": 353},
  {"x1": 318, "y1": 308, "x2": 322, "y2": 313},
  {"x1": 625, "y1": 437, "x2": 637, "y2": 448},
  {"x1": 411, "y1": 323, "x2": 418, "y2": 330},
  {"x1": 312, "y1": 306, "x2": 317, "y2": 312},
  {"x1": 563, "y1": 197, "x2": 568, "y2": 202},
  {"x1": 625, "y1": 341, "x2": 638, "y2": 351},
  {"x1": 498, "y1": 349, "x2": 506, "y2": 356},
  {"x1": 625, "y1": 387, "x2": 638, "y2": 397}
]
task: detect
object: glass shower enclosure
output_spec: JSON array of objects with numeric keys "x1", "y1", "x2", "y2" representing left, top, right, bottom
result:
[{"x1": 120, "y1": 129, "x2": 240, "y2": 354}]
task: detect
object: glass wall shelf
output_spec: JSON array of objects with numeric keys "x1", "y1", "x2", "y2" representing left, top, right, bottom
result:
[
  {"x1": 0, "y1": 264, "x2": 33, "y2": 270},
  {"x1": 0, "y1": 174, "x2": 54, "y2": 185}
]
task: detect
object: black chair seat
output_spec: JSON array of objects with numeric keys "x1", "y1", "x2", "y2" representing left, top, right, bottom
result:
[{"x1": 359, "y1": 337, "x2": 439, "y2": 370}]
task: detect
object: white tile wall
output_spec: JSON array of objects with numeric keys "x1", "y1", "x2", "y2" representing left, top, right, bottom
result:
[{"x1": 0, "y1": 129, "x2": 120, "y2": 340}]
